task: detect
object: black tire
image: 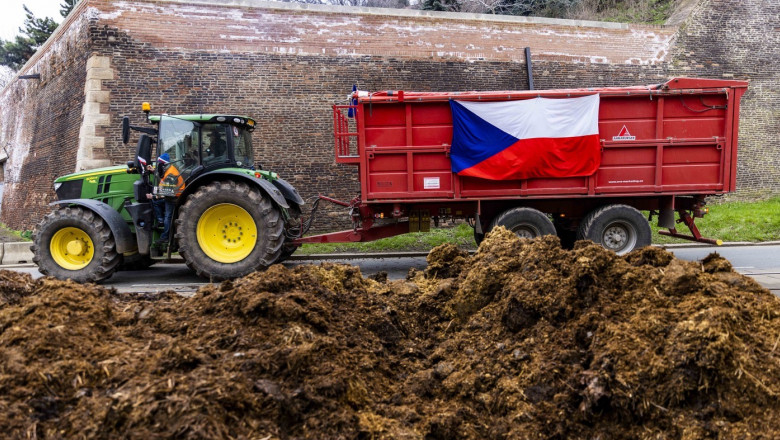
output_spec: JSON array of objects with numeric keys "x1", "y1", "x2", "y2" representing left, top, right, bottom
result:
[
  {"x1": 276, "y1": 243, "x2": 298, "y2": 263},
  {"x1": 474, "y1": 230, "x2": 485, "y2": 246},
  {"x1": 554, "y1": 218, "x2": 577, "y2": 250},
  {"x1": 275, "y1": 204, "x2": 301, "y2": 264},
  {"x1": 31, "y1": 206, "x2": 121, "y2": 283},
  {"x1": 577, "y1": 204, "x2": 651, "y2": 255},
  {"x1": 488, "y1": 207, "x2": 556, "y2": 239},
  {"x1": 117, "y1": 253, "x2": 156, "y2": 271},
  {"x1": 175, "y1": 181, "x2": 284, "y2": 280}
]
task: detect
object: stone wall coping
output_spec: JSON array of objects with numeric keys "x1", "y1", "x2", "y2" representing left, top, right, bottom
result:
[{"x1": 147, "y1": 0, "x2": 670, "y2": 31}]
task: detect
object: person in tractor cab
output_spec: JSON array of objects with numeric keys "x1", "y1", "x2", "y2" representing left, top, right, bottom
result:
[
  {"x1": 204, "y1": 128, "x2": 228, "y2": 164},
  {"x1": 146, "y1": 152, "x2": 181, "y2": 246}
]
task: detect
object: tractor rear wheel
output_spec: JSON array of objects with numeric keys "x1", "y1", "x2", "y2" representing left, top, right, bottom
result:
[
  {"x1": 176, "y1": 181, "x2": 284, "y2": 280},
  {"x1": 275, "y1": 204, "x2": 301, "y2": 264},
  {"x1": 32, "y1": 206, "x2": 121, "y2": 283}
]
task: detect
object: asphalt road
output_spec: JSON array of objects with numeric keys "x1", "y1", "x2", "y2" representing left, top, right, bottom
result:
[{"x1": 4, "y1": 244, "x2": 779, "y2": 295}]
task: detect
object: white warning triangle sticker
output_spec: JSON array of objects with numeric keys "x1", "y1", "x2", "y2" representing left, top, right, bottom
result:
[{"x1": 613, "y1": 125, "x2": 636, "y2": 141}]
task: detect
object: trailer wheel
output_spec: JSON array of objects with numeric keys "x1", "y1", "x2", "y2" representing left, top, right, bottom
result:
[
  {"x1": 489, "y1": 207, "x2": 556, "y2": 239},
  {"x1": 32, "y1": 206, "x2": 121, "y2": 283},
  {"x1": 554, "y1": 218, "x2": 577, "y2": 250},
  {"x1": 474, "y1": 230, "x2": 485, "y2": 246},
  {"x1": 176, "y1": 181, "x2": 284, "y2": 280},
  {"x1": 577, "y1": 204, "x2": 651, "y2": 255}
]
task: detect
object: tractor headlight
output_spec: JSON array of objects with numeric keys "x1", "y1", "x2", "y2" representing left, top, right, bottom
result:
[{"x1": 53, "y1": 182, "x2": 62, "y2": 191}]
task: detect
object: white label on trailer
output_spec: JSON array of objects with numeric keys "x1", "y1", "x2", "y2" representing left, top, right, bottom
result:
[
  {"x1": 423, "y1": 177, "x2": 440, "y2": 189},
  {"x1": 612, "y1": 125, "x2": 636, "y2": 141}
]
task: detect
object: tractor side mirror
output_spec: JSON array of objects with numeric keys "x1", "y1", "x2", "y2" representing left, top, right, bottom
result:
[
  {"x1": 126, "y1": 160, "x2": 138, "y2": 174},
  {"x1": 135, "y1": 134, "x2": 152, "y2": 172},
  {"x1": 122, "y1": 116, "x2": 130, "y2": 144}
]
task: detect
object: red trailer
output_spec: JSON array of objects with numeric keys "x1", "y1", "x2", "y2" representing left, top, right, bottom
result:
[{"x1": 295, "y1": 78, "x2": 748, "y2": 254}]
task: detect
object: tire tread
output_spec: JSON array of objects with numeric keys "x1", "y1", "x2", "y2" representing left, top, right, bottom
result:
[
  {"x1": 577, "y1": 204, "x2": 651, "y2": 254},
  {"x1": 32, "y1": 206, "x2": 121, "y2": 283},
  {"x1": 175, "y1": 181, "x2": 284, "y2": 280}
]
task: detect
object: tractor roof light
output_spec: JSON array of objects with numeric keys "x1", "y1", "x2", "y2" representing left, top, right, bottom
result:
[{"x1": 142, "y1": 102, "x2": 151, "y2": 113}]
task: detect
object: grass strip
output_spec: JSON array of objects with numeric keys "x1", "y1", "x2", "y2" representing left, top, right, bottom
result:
[
  {"x1": 651, "y1": 197, "x2": 780, "y2": 244},
  {"x1": 298, "y1": 197, "x2": 780, "y2": 254}
]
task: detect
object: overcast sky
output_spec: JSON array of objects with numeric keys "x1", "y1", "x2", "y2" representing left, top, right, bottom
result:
[{"x1": 1, "y1": 0, "x2": 64, "y2": 41}]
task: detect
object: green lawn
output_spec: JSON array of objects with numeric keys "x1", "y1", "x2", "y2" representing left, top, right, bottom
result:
[
  {"x1": 297, "y1": 197, "x2": 780, "y2": 254},
  {"x1": 650, "y1": 197, "x2": 780, "y2": 244},
  {"x1": 295, "y1": 223, "x2": 477, "y2": 255}
]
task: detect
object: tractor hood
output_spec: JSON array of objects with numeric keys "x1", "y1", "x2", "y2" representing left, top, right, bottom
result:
[{"x1": 55, "y1": 165, "x2": 128, "y2": 183}]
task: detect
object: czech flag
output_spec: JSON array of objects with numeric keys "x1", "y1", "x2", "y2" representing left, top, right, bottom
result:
[{"x1": 450, "y1": 94, "x2": 601, "y2": 180}]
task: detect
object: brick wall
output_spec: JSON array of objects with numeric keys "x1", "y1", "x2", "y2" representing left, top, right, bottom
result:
[
  {"x1": 0, "y1": 0, "x2": 774, "y2": 230},
  {"x1": 0, "y1": 3, "x2": 91, "y2": 229},
  {"x1": 668, "y1": 0, "x2": 780, "y2": 197}
]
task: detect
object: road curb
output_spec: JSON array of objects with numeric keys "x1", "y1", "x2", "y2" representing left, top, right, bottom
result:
[
  {"x1": 658, "y1": 240, "x2": 780, "y2": 249},
  {"x1": 0, "y1": 240, "x2": 777, "y2": 266},
  {"x1": 289, "y1": 251, "x2": 432, "y2": 261}
]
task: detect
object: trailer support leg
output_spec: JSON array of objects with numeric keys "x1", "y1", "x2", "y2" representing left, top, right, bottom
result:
[{"x1": 658, "y1": 210, "x2": 723, "y2": 245}]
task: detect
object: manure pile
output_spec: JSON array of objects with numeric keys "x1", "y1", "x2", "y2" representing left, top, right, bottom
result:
[{"x1": 1, "y1": 228, "x2": 779, "y2": 439}]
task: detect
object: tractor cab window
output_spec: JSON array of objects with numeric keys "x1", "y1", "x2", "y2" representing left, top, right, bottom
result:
[
  {"x1": 231, "y1": 125, "x2": 254, "y2": 169},
  {"x1": 202, "y1": 124, "x2": 230, "y2": 167},
  {"x1": 157, "y1": 116, "x2": 200, "y2": 192}
]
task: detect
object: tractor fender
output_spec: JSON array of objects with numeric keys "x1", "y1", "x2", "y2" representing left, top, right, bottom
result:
[
  {"x1": 272, "y1": 178, "x2": 304, "y2": 207},
  {"x1": 50, "y1": 199, "x2": 137, "y2": 254},
  {"x1": 181, "y1": 170, "x2": 290, "y2": 209}
]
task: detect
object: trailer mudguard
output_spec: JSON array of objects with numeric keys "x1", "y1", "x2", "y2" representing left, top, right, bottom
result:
[
  {"x1": 272, "y1": 178, "x2": 304, "y2": 207},
  {"x1": 181, "y1": 170, "x2": 290, "y2": 209},
  {"x1": 50, "y1": 199, "x2": 137, "y2": 254}
]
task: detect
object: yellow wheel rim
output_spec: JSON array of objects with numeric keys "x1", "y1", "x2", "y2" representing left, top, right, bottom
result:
[
  {"x1": 196, "y1": 203, "x2": 257, "y2": 263},
  {"x1": 50, "y1": 227, "x2": 94, "y2": 270}
]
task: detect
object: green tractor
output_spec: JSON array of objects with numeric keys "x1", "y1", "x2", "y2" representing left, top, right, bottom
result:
[{"x1": 32, "y1": 104, "x2": 304, "y2": 283}]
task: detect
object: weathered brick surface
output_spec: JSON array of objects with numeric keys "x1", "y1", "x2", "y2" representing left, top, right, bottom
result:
[
  {"x1": 668, "y1": 0, "x2": 780, "y2": 196},
  {"x1": 91, "y1": 0, "x2": 674, "y2": 65},
  {"x1": 0, "y1": 3, "x2": 91, "y2": 229},
  {"x1": 0, "y1": 0, "x2": 774, "y2": 230}
]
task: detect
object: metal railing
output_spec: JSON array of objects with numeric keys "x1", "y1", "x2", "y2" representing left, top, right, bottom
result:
[{"x1": 332, "y1": 105, "x2": 359, "y2": 163}]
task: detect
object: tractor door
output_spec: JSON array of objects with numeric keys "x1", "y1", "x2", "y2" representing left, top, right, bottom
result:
[{"x1": 157, "y1": 116, "x2": 201, "y2": 196}]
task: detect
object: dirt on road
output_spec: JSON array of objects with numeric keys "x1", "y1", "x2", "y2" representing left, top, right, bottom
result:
[{"x1": 1, "y1": 228, "x2": 778, "y2": 439}]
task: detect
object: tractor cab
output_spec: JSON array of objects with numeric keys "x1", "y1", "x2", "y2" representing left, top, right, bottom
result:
[
  {"x1": 124, "y1": 109, "x2": 257, "y2": 200},
  {"x1": 153, "y1": 114, "x2": 257, "y2": 182}
]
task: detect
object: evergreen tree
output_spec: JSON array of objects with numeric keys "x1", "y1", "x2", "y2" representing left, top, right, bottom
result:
[
  {"x1": 61, "y1": 0, "x2": 80, "y2": 18},
  {"x1": 421, "y1": 0, "x2": 461, "y2": 12},
  {"x1": 0, "y1": 5, "x2": 61, "y2": 70}
]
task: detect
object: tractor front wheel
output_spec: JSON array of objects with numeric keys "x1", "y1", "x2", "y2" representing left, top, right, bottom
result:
[
  {"x1": 32, "y1": 206, "x2": 121, "y2": 283},
  {"x1": 176, "y1": 181, "x2": 284, "y2": 280}
]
